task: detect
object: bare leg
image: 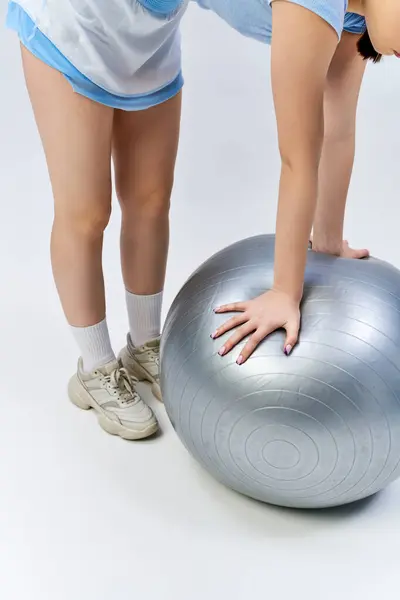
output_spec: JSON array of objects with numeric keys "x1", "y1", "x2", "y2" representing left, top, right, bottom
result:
[
  {"x1": 312, "y1": 32, "x2": 368, "y2": 258},
  {"x1": 112, "y1": 92, "x2": 181, "y2": 296},
  {"x1": 22, "y1": 46, "x2": 114, "y2": 327}
]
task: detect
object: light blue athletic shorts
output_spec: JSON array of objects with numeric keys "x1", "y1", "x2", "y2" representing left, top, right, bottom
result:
[
  {"x1": 195, "y1": 0, "x2": 367, "y2": 43},
  {"x1": 6, "y1": 1, "x2": 184, "y2": 111}
]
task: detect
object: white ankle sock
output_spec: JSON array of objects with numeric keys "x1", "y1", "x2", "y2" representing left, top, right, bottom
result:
[
  {"x1": 125, "y1": 290, "x2": 163, "y2": 347},
  {"x1": 71, "y1": 318, "x2": 116, "y2": 373}
]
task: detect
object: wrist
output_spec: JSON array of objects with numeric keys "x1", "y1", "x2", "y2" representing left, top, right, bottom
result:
[
  {"x1": 272, "y1": 282, "x2": 303, "y2": 305},
  {"x1": 310, "y1": 234, "x2": 342, "y2": 256}
]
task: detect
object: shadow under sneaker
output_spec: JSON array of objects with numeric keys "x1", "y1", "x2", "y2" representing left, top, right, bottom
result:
[
  {"x1": 119, "y1": 335, "x2": 162, "y2": 401},
  {"x1": 68, "y1": 359, "x2": 158, "y2": 440}
]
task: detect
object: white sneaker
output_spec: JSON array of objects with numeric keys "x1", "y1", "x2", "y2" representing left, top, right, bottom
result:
[
  {"x1": 68, "y1": 359, "x2": 158, "y2": 440},
  {"x1": 119, "y1": 335, "x2": 162, "y2": 401}
]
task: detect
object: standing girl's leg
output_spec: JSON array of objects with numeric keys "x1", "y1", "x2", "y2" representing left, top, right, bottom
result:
[
  {"x1": 113, "y1": 93, "x2": 182, "y2": 400},
  {"x1": 22, "y1": 47, "x2": 157, "y2": 439}
]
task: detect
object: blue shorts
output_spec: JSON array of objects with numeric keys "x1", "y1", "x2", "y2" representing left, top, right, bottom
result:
[
  {"x1": 6, "y1": 2, "x2": 184, "y2": 111},
  {"x1": 195, "y1": 0, "x2": 366, "y2": 44}
]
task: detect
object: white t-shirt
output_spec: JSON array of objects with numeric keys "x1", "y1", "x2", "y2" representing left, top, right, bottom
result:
[{"x1": 14, "y1": 0, "x2": 189, "y2": 95}]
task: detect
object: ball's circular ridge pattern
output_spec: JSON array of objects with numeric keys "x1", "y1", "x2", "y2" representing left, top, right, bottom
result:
[{"x1": 161, "y1": 235, "x2": 400, "y2": 508}]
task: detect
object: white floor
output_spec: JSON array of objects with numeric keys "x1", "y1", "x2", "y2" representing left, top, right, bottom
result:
[{"x1": 2, "y1": 3, "x2": 400, "y2": 599}]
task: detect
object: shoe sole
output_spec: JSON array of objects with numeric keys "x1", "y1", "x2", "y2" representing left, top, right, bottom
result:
[
  {"x1": 119, "y1": 350, "x2": 162, "y2": 402},
  {"x1": 68, "y1": 375, "x2": 159, "y2": 441}
]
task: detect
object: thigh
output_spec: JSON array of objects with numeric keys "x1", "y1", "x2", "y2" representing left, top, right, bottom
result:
[
  {"x1": 112, "y1": 92, "x2": 182, "y2": 208},
  {"x1": 21, "y1": 46, "x2": 114, "y2": 222}
]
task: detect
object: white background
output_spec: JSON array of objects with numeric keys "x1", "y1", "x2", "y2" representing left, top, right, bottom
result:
[{"x1": 1, "y1": 2, "x2": 400, "y2": 599}]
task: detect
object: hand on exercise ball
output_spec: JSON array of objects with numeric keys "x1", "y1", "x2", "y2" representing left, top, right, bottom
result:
[{"x1": 212, "y1": 289, "x2": 300, "y2": 364}]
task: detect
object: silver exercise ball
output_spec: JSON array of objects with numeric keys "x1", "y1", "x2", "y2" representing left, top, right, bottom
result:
[{"x1": 160, "y1": 235, "x2": 400, "y2": 509}]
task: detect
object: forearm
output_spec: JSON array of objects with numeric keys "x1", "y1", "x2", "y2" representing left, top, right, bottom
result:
[
  {"x1": 311, "y1": 30, "x2": 366, "y2": 253},
  {"x1": 273, "y1": 163, "x2": 318, "y2": 302},
  {"x1": 312, "y1": 131, "x2": 355, "y2": 253}
]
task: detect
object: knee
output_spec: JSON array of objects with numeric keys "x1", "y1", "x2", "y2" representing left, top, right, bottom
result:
[
  {"x1": 55, "y1": 203, "x2": 112, "y2": 238},
  {"x1": 118, "y1": 182, "x2": 173, "y2": 219}
]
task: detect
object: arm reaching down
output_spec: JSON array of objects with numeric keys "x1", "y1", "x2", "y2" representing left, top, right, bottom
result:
[
  {"x1": 312, "y1": 30, "x2": 368, "y2": 257},
  {"x1": 213, "y1": 1, "x2": 339, "y2": 362},
  {"x1": 271, "y1": 1, "x2": 338, "y2": 301}
]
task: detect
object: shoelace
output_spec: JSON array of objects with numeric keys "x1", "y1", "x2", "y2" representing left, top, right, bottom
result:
[
  {"x1": 105, "y1": 367, "x2": 140, "y2": 405},
  {"x1": 147, "y1": 349, "x2": 160, "y2": 367}
]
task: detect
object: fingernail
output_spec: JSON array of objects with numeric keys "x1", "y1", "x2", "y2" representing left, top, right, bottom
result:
[
  {"x1": 211, "y1": 331, "x2": 217, "y2": 339},
  {"x1": 218, "y1": 346, "x2": 226, "y2": 356},
  {"x1": 237, "y1": 355, "x2": 244, "y2": 365},
  {"x1": 284, "y1": 345, "x2": 293, "y2": 356},
  {"x1": 214, "y1": 307, "x2": 221, "y2": 313}
]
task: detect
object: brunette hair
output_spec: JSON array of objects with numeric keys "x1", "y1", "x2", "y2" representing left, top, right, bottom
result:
[{"x1": 357, "y1": 29, "x2": 382, "y2": 63}]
